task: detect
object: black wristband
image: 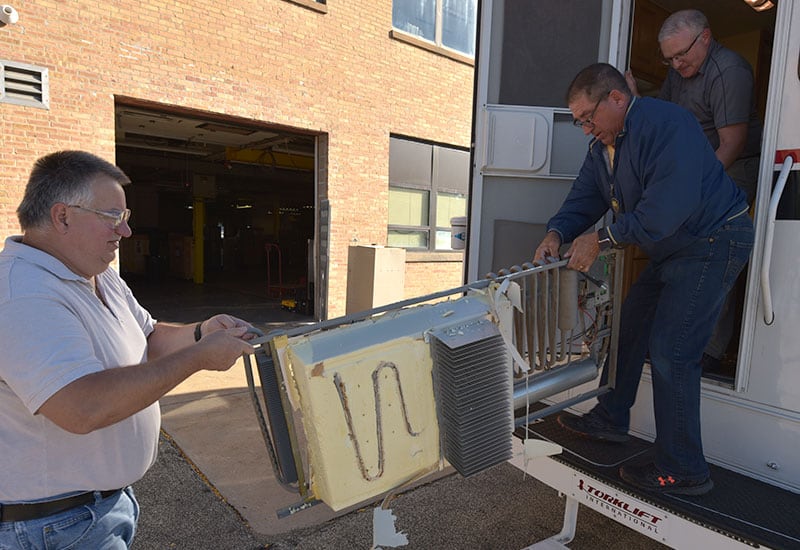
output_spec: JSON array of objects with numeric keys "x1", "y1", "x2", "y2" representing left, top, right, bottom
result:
[{"x1": 194, "y1": 322, "x2": 202, "y2": 342}]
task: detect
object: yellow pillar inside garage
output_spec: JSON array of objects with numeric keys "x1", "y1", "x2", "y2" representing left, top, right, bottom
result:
[{"x1": 193, "y1": 198, "x2": 205, "y2": 284}]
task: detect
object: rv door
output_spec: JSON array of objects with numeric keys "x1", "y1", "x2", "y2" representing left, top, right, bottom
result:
[
  {"x1": 741, "y1": 0, "x2": 800, "y2": 405},
  {"x1": 467, "y1": 0, "x2": 631, "y2": 280}
]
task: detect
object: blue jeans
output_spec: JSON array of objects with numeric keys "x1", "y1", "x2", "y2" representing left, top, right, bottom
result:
[
  {"x1": 0, "y1": 487, "x2": 139, "y2": 550},
  {"x1": 592, "y1": 216, "x2": 754, "y2": 480}
]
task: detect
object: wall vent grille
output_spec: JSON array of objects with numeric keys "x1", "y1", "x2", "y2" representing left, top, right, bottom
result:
[{"x1": 1, "y1": 60, "x2": 49, "y2": 109}]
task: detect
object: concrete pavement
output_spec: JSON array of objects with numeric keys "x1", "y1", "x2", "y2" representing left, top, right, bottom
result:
[
  {"x1": 158, "y1": 361, "x2": 363, "y2": 536},
  {"x1": 131, "y1": 360, "x2": 665, "y2": 550}
]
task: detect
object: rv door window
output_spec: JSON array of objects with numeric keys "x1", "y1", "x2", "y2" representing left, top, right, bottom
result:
[{"x1": 776, "y1": 171, "x2": 800, "y2": 220}]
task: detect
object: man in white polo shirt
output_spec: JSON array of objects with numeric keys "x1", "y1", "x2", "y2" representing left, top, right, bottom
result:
[{"x1": 0, "y1": 151, "x2": 257, "y2": 549}]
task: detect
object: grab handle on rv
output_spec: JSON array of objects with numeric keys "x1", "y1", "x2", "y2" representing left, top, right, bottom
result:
[{"x1": 760, "y1": 156, "x2": 795, "y2": 325}]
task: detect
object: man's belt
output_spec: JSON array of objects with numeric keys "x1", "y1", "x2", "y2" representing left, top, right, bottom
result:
[{"x1": 0, "y1": 489, "x2": 121, "y2": 523}]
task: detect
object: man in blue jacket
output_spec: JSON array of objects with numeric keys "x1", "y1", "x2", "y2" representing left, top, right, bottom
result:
[{"x1": 534, "y1": 63, "x2": 753, "y2": 495}]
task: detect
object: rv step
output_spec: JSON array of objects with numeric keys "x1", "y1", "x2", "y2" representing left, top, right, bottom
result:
[{"x1": 515, "y1": 407, "x2": 800, "y2": 550}]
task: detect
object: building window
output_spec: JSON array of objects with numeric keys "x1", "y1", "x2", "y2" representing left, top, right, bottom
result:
[
  {"x1": 388, "y1": 136, "x2": 469, "y2": 251},
  {"x1": 392, "y1": 0, "x2": 477, "y2": 57},
  {"x1": 435, "y1": 190, "x2": 467, "y2": 248}
]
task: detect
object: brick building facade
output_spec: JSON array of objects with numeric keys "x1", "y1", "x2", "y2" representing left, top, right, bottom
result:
[{"x1": 0, "y1": 0, "x2": 473, "y2": 317}]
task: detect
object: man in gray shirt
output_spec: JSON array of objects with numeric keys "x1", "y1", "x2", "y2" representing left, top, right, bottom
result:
[
  {"x1": 655, "y1": 9, "x2": 762, "y2": 204},
  {"x1": 628, "y1": 9, "x2": 762, "y2": 372}
]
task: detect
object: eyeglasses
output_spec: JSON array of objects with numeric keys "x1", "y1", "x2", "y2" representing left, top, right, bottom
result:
[
  {"x1": 661, "y1": 31, "x2": 703, "y2": 66},
  {"x1": 573, "y1": 91, "x2": 610, "y2": 129},
  {"x1": 69, "y1": 205, "x2": 131, "y2": 229}
]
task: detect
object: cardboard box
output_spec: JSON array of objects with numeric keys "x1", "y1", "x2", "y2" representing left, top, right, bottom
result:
[{"x1": 346, "y1": 245, "x2": 406, "y2": 314}]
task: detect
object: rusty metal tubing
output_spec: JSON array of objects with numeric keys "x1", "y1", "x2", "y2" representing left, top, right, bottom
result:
[
  {"x1": 508, "y1": 265, "x2": 526, "y2": 369},
  {"x1": 522, "y1": 275, "x2": 534, "y2": 371},
  {"x1": 513, "y1": 302, "x2": 525, "y2": 368},
  {"x1": 536, "y1": 269, "x2": 558, "y2": 369},
  {"x1": 549, "y1": 270, "x2": 558, "y2": 365},
  {"x1": 530, "y1": 273, "x2": 539, "y2": 370},
  {"x1": 332, "y1": 362, "x2": 421, "y2": 482},
  {"x1": 536, "y1": 271, "x2": 548, "y2": 369}
]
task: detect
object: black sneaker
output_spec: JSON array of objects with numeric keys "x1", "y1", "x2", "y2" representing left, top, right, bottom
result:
[
  {"x1": 557, "y1": 412, "x2": 630, "y2": 443},
  {"x1": 619, "y1": 462, "x2": 713, "y2": 496}
]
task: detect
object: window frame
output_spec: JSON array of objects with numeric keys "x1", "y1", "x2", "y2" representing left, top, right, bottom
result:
[
  {"x1": 388, "y1": 136, "x2": 469, "y2": 252},
  {"x1": 284, "y1": 0, "x2": 327, "y2": 13},
  {"x1": 390, "y1": 0, "x2": 477, "y2": 63}
]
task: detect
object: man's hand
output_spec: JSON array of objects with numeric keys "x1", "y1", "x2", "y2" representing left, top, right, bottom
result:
[
  {"x1": 195, "y1": 326, "x2": 255, "y2": 372},
  {"x1": 148, "y1": 314, "x2": 261, "y2": 361},
  {"x1": 564, "y1": 232, "x2": 600, "y2": 272},
  {"x1": 625, "y1": 70, "x2": 641, "y2": 97},
  {"x1": 197, "y1": 314, "x2": 261, "y2": 341},
  {"x1": 533, "y1": 231, "x2": 562, "y2": 265}
]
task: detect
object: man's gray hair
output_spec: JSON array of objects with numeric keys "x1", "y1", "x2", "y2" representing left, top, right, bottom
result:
[
  {"x1": 566, "y1": 63, "x2": 631, "y2": 105},
  {"x1": 658, "y1": 9, "x2": 709, "y2": 42},
  {"x1": 17, "y1": 151, "x2": 131, "y2": 231}
]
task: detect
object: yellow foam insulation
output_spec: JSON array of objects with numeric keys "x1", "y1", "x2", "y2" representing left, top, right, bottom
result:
[{"x1": 286, "y1": 335, "x2": 441, "y2": 510}]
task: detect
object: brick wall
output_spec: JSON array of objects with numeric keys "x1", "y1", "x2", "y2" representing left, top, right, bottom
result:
[
  {"x1": 0, "y1": 0, "x2": 473, "y2": 317},
  {"x1": 403, "y1": 256, "x2": 466, "y2": 300}
]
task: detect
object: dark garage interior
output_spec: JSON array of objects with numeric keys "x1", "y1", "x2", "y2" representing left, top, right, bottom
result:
[{"x1": 114, "y1": 101, "x2": 318, "y2": 315}]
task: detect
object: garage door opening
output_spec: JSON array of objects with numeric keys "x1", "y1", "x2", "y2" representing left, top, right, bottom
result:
[{"x1": 114, "y1": 99, "x2": 323, "y2": 318}]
